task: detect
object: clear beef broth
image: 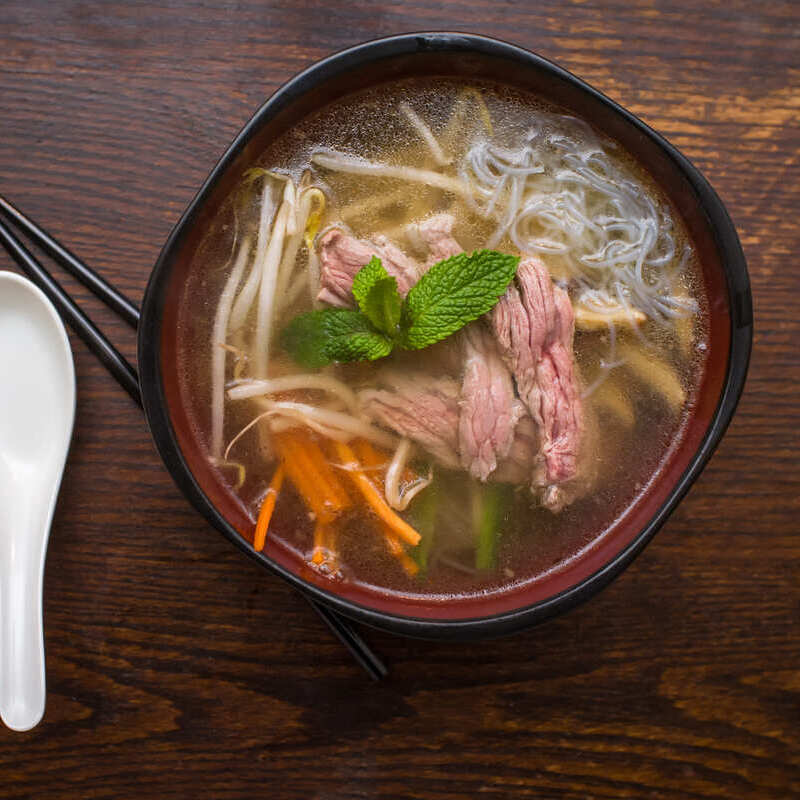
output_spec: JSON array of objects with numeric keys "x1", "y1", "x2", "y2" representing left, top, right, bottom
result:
[{"x1": 177, "y1": 78, "x2": 708, "y2": 602}]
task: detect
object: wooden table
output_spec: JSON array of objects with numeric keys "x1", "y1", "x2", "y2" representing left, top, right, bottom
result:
[{"x1": 1, "y1": 2, "x2": 798, "y2": 797}]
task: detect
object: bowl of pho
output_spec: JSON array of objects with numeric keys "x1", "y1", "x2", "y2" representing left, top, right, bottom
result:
[{"x1": 139, "y1": 33, "x2": 752, "y2": 638}]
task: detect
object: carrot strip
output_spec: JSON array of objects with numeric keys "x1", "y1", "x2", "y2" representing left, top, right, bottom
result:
[
  {"x1": 299, "y1": 430, "x2": 351, "y2": 509},
  {"x1": 353, "y1": 438, "x2": 386, "y2": 470},
  {"x1": 311, "y1": 521, "x2": 327, "y2": 565},
  {"x1": 274, "y1": 430, "x2": 350, "y2": 523},
  {"x1": 326, "y1": 527, "x2": 339, "y2": 571},
  {"x1": 253, "y1": 463, "x2": 285, "y2": 551},
  {"x1": 397, "y1": 550, "x2": 420, "y2": 577},
  {"x1": 311, "y1": 522, "x2": 339, "y2": 572},
  {"x1": 331, "y1": 441, "x2": 421, "y2": 547},
  {"x1": 383, "y1": 529, "x2": 420, "y2": 577},
  {"x1": 279, "y1": 439, "x2": 333, "y2": 523}
]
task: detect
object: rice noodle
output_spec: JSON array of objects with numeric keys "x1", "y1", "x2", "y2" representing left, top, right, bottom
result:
[
  {"x1": 399, "y1": 101, "x2": 450, "y2": 166},
  {"x1": 253, "y1": 181, "x2": 295, "y2": 375},
  {"x1": 312, "y1": 150, "x2": 468, "y2": 198},
  {"x1": 227, "y1": 374, "x2": 360, "y2": 413},
  {"x1": 209, "y1": 235, "x2": 252, "y2": 457},
  {"x1": 384, "y1": 438, "x2": 433, "y2": 511},
  {"x1": 458, "y1": 118, "x2": 695, "y2": 324}
]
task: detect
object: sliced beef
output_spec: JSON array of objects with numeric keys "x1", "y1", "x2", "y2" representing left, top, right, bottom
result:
[
  {"x1": 458, "y1": 324, "x2": 525, "y2": 481},
  {"x1": 358, "y1": 372, "x2": 461, "y2": 469},
  {"x1": 317, "y1": 228, "x2": 419, "y2": 307},
  {"x1": 492, "y1": 414, "x2": 538, "y2": 485},
  {"x1": 490, "y1": 258, "x2": 582, "y2": 487},
  {"x1": 359, "y1": 369, "x2": 538, "y2": 483},
  {"x1": 410, "y1": 215, "x2": 523, "y2": 481},
  {"x1": 407, "y1": 213, "x2": 463, "y2": 265}
]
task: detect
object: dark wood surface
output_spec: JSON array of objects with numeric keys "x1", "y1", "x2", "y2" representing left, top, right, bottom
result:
[{"x1": 1, "y1": 2, "x2": 798, "y2": 797}]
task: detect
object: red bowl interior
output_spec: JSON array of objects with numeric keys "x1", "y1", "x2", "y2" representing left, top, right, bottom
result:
[{"x1": 154, "y1": 42, "x2": 733, "y2": 624}]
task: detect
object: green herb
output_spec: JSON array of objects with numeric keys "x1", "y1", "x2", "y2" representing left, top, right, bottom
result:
[
  {"x1": 363, "y1": 277, "x2": 403, "y2": 337},
  {"x1": 351, "y1": 258, "x2": 403, "y2": 338},
  {"x1": 400, "y1": 250, "x2": 520, "y2": 349},
  {"x1": 351, "y1": 256, "x2": 389, "y2": 309},
  {"x1": 409, "y1": 486, "x2": 438, "y2": 577},
  {"x1": 280, "y1": 249, "x2": 519, "y2": 367},
  {"x1": 474, "y1": 483, "x2": 512, "y2": 570},
  {"x1": 280, "y1": 309, "x2": 392, "y2": 368}
]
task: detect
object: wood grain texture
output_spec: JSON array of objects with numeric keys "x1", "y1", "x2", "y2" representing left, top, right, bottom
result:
[{"x1": 1, "y1": 1, "x2": 798, "y2": 797}]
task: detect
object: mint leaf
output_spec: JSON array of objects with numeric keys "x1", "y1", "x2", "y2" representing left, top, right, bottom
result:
[
  {"x1": 281, "y1": 249, "x2": 520, "y2": 368},
  {"x1": 352, "y1": 256, "x2": 388, "y2": 311},
  {"x1": 280, "y1": 309, "x2": 393, "y2": 367},
  {"x1": 400, "y1": 250, "x2": 519, "y2": 350},
  {"x1": 350, "y1": 256, "x2": 402, "y2": 337},
  {"x1": 361, "y1": 277, "x2": 402, "y2": 337}
]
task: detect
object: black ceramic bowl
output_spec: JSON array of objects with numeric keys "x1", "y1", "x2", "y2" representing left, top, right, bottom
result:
[{"x1": 138, "y1": 33, "x2": 752, "y2": 639}]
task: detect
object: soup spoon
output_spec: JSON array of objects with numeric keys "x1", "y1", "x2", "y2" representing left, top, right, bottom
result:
[{"x1": 0, "y1": 271, "x2": 75, "y2": 731}]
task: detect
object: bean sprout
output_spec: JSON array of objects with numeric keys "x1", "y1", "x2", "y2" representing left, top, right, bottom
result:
[
  {"x1": 224, "y1": 399, "x2": 398, "y2": 460},
  {"x1": 229, "y1": 174, "x2": 284, "y2": 330},
  {"x1": 253, "y1": 181, "x2": 295, "y2": 375},
  {"x1": 312, "y1": 150, "x2": 469, "y2": 198},
  {"x1": 210, "y1": 235, "x2": 252, "y2": 457},
  {"x1": 399, "y1": 101, "x2": 450, "y2": 166},
  {"x1": 385, "y1": 438, "x2": 433, "y2": 511},
  {"x1": 227, "y1": 374, "x2": 360, "y2": 413}
]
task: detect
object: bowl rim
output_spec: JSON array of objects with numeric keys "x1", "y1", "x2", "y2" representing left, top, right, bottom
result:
[{"x1": 138, "y1": 31, "x2": 753, "y2": 639}]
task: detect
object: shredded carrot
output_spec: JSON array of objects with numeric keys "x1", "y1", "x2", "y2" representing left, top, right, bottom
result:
[
  {"x1": 274, "y1": 430, "x2": 350, "y2": 524},
  {"x1": 311, "y1": 521, "x2": 327, "y2": 564},
  {"x1": 331, "y1": 441, "x2": 421, "y2": 547},
  {"x1": 397, "y1": 550, "x2": 420, "y2": 577},
  {"x1": 253, "y1": 463, "x2": 285, "y2": 552},
  {"x1": 383, "y1": 529, "x2": 420, "y2": 577},
  {"x1": 326, "y1": 527, "x2": 339, "y2": 571},
  {"x1": 311, "y1": 522, "x2": 339, "y2": 572},
  {"x1": 353, "y1": 438, "x2": 386, "y2": 469}
]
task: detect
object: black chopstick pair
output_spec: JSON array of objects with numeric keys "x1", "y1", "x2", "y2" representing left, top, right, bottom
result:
[{"x1": 0, "y1": 195, "x2": 386, "y2": 681}]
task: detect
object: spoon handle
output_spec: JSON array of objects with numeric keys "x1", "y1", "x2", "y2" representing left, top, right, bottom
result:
[{"x1": 0, "y1": 501, "x2": 48, "y2": 731}]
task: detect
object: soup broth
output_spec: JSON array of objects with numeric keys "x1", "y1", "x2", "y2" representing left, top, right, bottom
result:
[{"x1": 177, "y1": 78, "x2": 708, "y2": 603}]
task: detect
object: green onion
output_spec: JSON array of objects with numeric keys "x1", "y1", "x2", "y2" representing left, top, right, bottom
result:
[
  {"x1": 473, "y1": 484, "x2": 512, "y2": 570},
  {"x1": 410, "y1": 485, "x2": 438, "y2": 576}
]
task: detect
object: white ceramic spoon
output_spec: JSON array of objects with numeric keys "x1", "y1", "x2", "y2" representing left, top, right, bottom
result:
[{"x1": 0, "y1": 271, "x2": 75, "y2": 731}]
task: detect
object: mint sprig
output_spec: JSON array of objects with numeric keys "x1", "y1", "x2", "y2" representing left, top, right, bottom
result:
[
  {"x1": 350, "y1": 256, "x2": 402, "y2": 337},
  {"x1": 401, "y1": 250, "x2": 519, "y2": 349},
  {"x1": 351, "y1": 256, "x2": 388, "y2": 309},
  {"x1": 280, "y1": 249, "x2": 519, "y2": 367},
  {"x1": 280, "y1": 309, "x2": 392, "y2": 367}
]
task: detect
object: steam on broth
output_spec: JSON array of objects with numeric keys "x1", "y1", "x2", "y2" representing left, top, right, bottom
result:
[{"x1": 178, "y1": 79, "x2": 708, "y2": 602}]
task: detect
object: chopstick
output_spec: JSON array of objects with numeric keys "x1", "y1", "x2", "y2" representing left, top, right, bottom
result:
[
  {"x1": 307, "y1": 599, "x2": 387, "y2": 681},
  {"x1": 0, "y1": 194, "x2": 388, "y2": 681},
  {"x1": 0, "y1": 216, "x2": 142, "y2": 405},
  {"x1": 0, "y1": 196, "x2": 140, "y2": 328}
]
